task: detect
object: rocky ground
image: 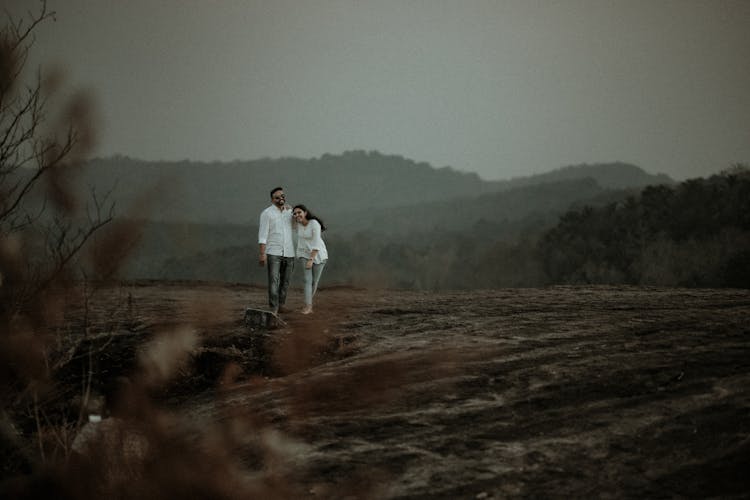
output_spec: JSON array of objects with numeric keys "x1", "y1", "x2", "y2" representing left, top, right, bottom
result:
[{"x1": 6, "y1": 282, "x2": 750, "y2": 499}]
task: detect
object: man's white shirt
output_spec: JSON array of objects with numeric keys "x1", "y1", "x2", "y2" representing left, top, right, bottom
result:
[{"x1": 258, "y1": 205, "x2": 294, "y2": 256}]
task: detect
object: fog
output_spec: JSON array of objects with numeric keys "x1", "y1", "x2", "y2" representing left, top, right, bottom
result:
[{"x1": 8, "y1": 0, "x2": 750, "y2": 180}]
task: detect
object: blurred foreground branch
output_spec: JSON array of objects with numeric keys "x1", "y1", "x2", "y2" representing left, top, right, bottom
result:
[{"x1": 1, "y1": 0, "x2": 116, "y2": 479}]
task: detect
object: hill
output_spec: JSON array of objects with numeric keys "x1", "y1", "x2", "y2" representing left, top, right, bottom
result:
[
  {"x1": 80, "y1": 151, "x2": 489, "y2": 224},
  {"x1": 116, "y1": 178, "x2": 633, "y2": 285},
  {"x1": 78, "y1": 152, "x2": 673, "y2": 225},
  {"x1": 76, "y1": 153, "x2": 675, "y2": 286},
  {"x1": 330, "y1": 177, "x2": 626, "y2": 237},
  {"x1": 492, "y1": 162, "x2": 674, "y2": 191}
]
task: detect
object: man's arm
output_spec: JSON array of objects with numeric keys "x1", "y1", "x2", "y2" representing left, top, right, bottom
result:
[
  {"x1": 258, "y1": 210, "x2": 269, "y2": 266},
  {"x1": 259, "y1": 243, "x2": 267, "y2": 267}
]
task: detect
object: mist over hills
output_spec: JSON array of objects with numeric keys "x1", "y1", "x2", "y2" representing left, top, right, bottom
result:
[
  {"x1": 77, "y1": 150, "x2": 684, "y2": 286},
  {"x1": 70, "y1": 153, "x2": 750, "y2": 289},
  {"x1": 331, "y1": 177, "x2": 618, "y2": 237},
  {"x1": 80, "y1": 151, "x2": 672, "y2": 226},
  {"x1": 494, "y1": 162, "x2": 674, "y2": 191},
  {"x1": 118, "y1": 177, "x2": 621, "y2": 282},
  {"x1": 82, "y1": 151, "x2": 488, "y2": 224}
]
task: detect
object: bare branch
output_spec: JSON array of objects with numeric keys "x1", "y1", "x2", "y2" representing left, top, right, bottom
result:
[
  {"x1": 1, "y1": 2, "x2": 55, "y2": 105},
  {"x1": 0, "y1": 125, "x2": 76, "y2": 224},
  {"x1": 3, "y1": 1, "x2": 54, "y2": 56},
  {"x1": 1, "y1": 80, "x2": 42, "y2": 160}
]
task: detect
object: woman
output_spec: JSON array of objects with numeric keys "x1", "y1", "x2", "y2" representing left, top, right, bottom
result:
[{"x1": 292, "y1": 204, "x2": 328, "y2": 314}]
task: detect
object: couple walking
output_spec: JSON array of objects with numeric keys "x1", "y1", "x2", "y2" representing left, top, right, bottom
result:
[{"x1": 258, "y1": 186, "x2": 328, "y2": 315}]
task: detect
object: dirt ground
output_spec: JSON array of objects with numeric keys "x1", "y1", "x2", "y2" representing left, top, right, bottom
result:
[{"x1": 42, "y1": 282, "x2": 750, "y2": 498}]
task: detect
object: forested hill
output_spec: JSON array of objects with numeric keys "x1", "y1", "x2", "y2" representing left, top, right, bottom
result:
[
  {"x1": 80, "y1": 151, "x2": 487, "y2": 224},
  {"x1": 538, "y1": 167, "x2": 750, "y2": 287},
  {"x1": 107, "y1": 166, "x2": 747, "y2": 289},
  {"x1": 329, "y1": 177, "x2": 619, "y2": 237},
  {"x1": 79, "y1": 151, "x2": 672, "y2": 224},
  {"x1": 491, "y1": 162, "x2": 675, "y2": 191}
]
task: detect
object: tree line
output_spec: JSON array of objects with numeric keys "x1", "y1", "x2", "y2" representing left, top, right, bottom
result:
[
  {"x1": 538, "y1": 166, "x2": 750, "y2": 288},
  {"x1": 144, "y1": 167, "x2": 750, "y2": 290},
  {"x1": 131, "y1": 167, "x2": 750, "y2": 290}
]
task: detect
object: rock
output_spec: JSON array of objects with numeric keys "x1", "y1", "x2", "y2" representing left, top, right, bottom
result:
[{"x1": 244, "y1": 308, "x2": 285, "y2": 330}]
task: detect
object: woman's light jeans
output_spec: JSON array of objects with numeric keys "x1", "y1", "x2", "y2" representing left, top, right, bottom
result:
[{"x1": 299, "y1": 258, "x2": 326, "y2": 305}]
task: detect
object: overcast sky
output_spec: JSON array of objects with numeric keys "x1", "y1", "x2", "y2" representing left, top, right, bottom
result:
[{"x1": 8, "y1": 0, "x2": 750, "y2": 180}]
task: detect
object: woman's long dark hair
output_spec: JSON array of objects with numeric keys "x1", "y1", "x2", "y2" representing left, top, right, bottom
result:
[{"x1": 293, "y1": 204, "x2": 326, "y2": 231}]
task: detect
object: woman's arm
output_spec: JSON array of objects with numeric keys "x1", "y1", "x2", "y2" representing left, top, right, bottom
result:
[
  {"x1": 311, "y1": 220, "x2": 324, "y2": 250},
  {"x1": 306, "y1": 220, "x2": 323, "y2": 268},
  {"x1": 306, "y1": 249, "x2": 318, "y2": 269}
]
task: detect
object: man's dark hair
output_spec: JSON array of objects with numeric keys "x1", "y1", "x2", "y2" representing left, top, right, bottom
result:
[{"x1": 270, "y1": 187, "x2": 284, "y2": 198}]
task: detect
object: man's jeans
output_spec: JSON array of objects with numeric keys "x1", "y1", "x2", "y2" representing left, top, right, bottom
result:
[
  {"x1": 267, "y1": 255, "x2": 295, "y2": 311},
  {"x1": 298, "y1": 258, "x2": 326, "y2": 305}
]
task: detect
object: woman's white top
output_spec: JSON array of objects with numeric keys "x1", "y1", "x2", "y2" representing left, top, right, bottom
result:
[{"x1": 296, "y1": 219, "x2": 328, "y2": 264}]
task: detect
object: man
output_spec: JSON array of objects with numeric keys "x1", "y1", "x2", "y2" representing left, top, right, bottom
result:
[{"x1": 258, "y1": 187, "x2": 295, "y2": 313}]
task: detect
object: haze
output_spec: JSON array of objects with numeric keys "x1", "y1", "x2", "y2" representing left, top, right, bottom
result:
[{"x1": 9, "y1": 0, "x2": 750, "y2": 180}]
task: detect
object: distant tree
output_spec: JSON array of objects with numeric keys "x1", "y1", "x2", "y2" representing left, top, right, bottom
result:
[
  {"x1": 537, "y1": 170, "x2": 750, "y2": 287},
  {"x1": 721, "y1": 249, "x2": 750, "y2": 288}
]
